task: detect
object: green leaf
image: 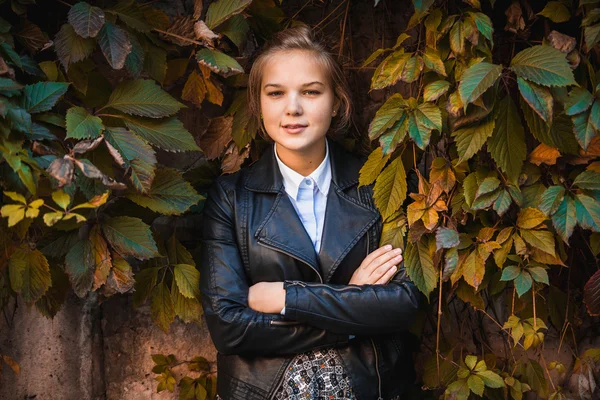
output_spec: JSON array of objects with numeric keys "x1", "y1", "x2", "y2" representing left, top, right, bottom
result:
[
  {"x1": 510, "y1": 45, "x2": 576, "y2": 87},
  {"x1": 405, "y1": 238, "x2": 437, "y2": 297},
  {"x1": 468, "y1": 374, "x2": 485, "y2": 396},
  {"x1": 125, "y1": 168, "x2": 203, "y2": 215},
  {"x1": 102, "y1": 216, "x2": 159, "y2": 260},
  {"x1": 590, "y1": 100, "x2": 600, "y2": 131},
  {"x1": 524, "y1": 360, "x2": 549, "y2": 398},
  {"x1": 373, "y1": 156, "x2": 408, "y2": 220},
  {"x1": 458, "y1": 62, "x2": 503, "y2": 106},
  {"x1": 450, "y1": 21, "x2": 466, "y2": 55},
  {"x1": 423, "y1": 80, "x2": 451, "y2": 102},
  {"x1": 573, "y1": 170, "x2": 600, "y2": 190},
  {"x1": 477, "y1": 370, "x2": 505, "y2": 388},
  {"x1": 219, "y1": 14, "x2": 250, "y2": 49},
  {"x1": 520, "y1": 229, "x2": 556, "y2": 256},
  {"x1": 422, "y1": 48, "x2": 447, "y2": 76},
  {"x1": 66, "y1": 106, "x2": 104, "y2": 139},
  {"x1": 501, "y1": 265, "x2": 521, "y2": 281},
  {"x1": 537, "y1": 1, "x2": 571, "y2": 23},
  {"x1": 564, "y1": 87, "x2": 594, "y2": 116},
  {"x1": 205, "y1": 0, "x2": 252, "y2": 29},
  {"x1": 171, "y1": 282, "x2": 202, "y2": 324},
  {"x1": 68, "y1": 2, "x2": 105, "y2": 38},
  {"x1": 467, "y1": 12, "x2": 493, "y2": 43},
  {"x1": 143, "y1": 42, "x2": 167, "y2": 84},
  {"x1": 368, "y1": 94, "x2": 407, "y2": 140},
  {"x1": 97, "y1": 22, "x2": 132, "y2": 70},
  {"x1": 359, "y1": 147, "x2": 390, "y2": 187},
  {"x1": 401, "y1": 55, "x2": 424, "y2": 83},
  {"x1": 572, "y1": 109, "x2": 598, "y2": 150},
  {"x1": 104, "y1": 79, "x2": 185, "y2": 118},
  {"x1": 22, "y1": 82, "x2": 70, "y2": 113},
  {"x1": 8, "y1": 247, "x2": 51, "y2": 304},
  {"x1": 106, "y1": 1, "x2": 152, "y2": 32},
  {"x1": 173, "y1": 264, "x2": 201, "y2": 299},
  {"x1": 125, "y1": 34, "x2": 144, "y2": 78},
  {"x1": 151, "y1": 281, "x2": 175, "y2": 333},
  {"x1": 574, "y1": 194, "x2": 600, "y2": 232},
  {"x1": 133, "y1": 267, "x2": 160, "y2": 307},
  {"x1": 65, "y1": 239, "x2": 95, "y2": 297},
  {"x1": 552, "y1": 195, "x2": 576, "y2": 243},
  {"x1": 476, "y1": 176, "x2": 501, "y2": 198},
  {"x1": 452, "y1": 116, "x2": 495, "y2": 162},
  {"x1": 436, "y1": 227, "x2": 460, "y2": 251},
  {"x1": 517, "y1": 77, "x2": 553, "y2": 123},
  {"x1": 123, "y1": 116, "x2": 200, "y2": 152},
  {"x1": 35, "y1": 265, "x2": 70, "y2": 318},
  {"x1": 584, "y1": 24, "x2": 600, "y2": 50},
  {"x1": 515, "y1": 270, "x2": 533, "y2": 296},
  {"x1": 487, "y1": 96, "x2": 526, "y2": 182},
  {"x1": 528, "y1": 266, "x2": 549, "y2": 284},
  {"x1": 370, "y1": 50, "x2": 411, "y2": 89},
  {"x1": 103, "y1": 127, "x2": 156, "y2": 192},
  {"x1": 539, "y1": 186, "x2": 565, "y2": 216},
  {"x1": 196, "y1": 48, "x2": 243, "y2": 78},
  {"x1": 493, "y1": 190, "x2": 512, "y2": 216}
]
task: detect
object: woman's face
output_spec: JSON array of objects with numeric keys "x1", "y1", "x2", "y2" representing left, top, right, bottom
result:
[{"x1": 260, "y1": 49, "x2": 337, "y2": 158}]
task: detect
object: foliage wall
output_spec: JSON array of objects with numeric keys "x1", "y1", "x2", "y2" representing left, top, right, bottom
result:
[{"x1": 0, "y1": 0, "x2": 599, "y2": 399}]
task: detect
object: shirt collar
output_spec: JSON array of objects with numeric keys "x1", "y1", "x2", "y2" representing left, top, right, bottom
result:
[{"x1": 274, "y1": 140, "x2": 332, "y2": 200}]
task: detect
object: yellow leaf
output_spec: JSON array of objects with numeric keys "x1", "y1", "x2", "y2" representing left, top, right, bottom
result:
[
  {"x1": 71, "y1": 192, "x2": 109, "y2": 211},
  {"x1": 43, "y1": 211, "x2": 64, "y2": 226},
  {"x1": 3, "y1": 191, "x2": 26, "y2": 204},
  {"x1": 204, "y1": 74, "x2": 223, "y2": 106},
  {"x1": 407, "y1": 198, "x2": 427, "y2": 226},
  {"x1": 24, "y1": 206, "x2": 40, "y2": 219},
  {"x1": 2, "y1": 355, "x2": 20, "y2": 375},
  {"x1": 529, "y1": 143, "x2": 560, "y2": 166},
  {"x1": 52, "y1": 190, "x2": 71, "y2": 210},
  {"x1": 422, "y1": 207, "x2": 439, "y2": 230},
  {"x1": 588, "y1": 161, "x2": 600, "y2": 173},
  {"x1": 28, "y1": 199, "x2": 44, "y2": 209},
  {"x1": 517, "y1": 207, "x2": 547, "y2": 229},
  {"x1": 1, "y1": 204, "x2": 26, "y2": 227}
]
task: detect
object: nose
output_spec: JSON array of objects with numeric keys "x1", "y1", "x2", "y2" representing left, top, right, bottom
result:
[{"x1": 285, "y1": 93, "x2": 302, "y2": 116}]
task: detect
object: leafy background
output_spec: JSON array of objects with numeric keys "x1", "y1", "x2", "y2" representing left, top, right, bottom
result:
[{"x1": 0, "y1": 0, "x2": 600, "y2": 399}]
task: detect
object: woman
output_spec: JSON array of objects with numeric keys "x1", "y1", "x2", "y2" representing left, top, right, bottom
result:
[{"x1": 200, "y1": 24, "x2": 421, "y2": 400}]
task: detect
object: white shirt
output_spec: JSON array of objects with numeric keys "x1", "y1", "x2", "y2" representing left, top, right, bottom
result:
[{"x1": 274, "y1": 141, "x2": 331, "y2": 315}]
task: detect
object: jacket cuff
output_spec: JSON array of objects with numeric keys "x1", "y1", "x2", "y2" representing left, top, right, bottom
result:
[{"x1": 283, "y1": 280, "x2": 302, "y2": 320}]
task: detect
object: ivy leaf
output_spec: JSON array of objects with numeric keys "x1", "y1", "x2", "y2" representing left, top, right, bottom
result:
[
  {"x1": 450, "y1": 21, "x2": 466, "y2": 55},
  {"x1": 405, "y1": 237, "x2": 437, "y2": 296},
  {"x1": 173, "y1": 264, "x2": 201, "y2": 299},
  {"x1": 368, "y1": 94, "x2": 407, "y2": 140},
  {"x1": 528, "y1": 266, "x2": 549, "y2": 285},
  {"x1": 467, "y1": 12, "x2": 493, "y2": 43},
  {"x1": 574, "y1": 194, "x2": 600, "y2": 232},
  {"x1": 521, "y1": 98, "x2": 579, "y2": 154},
  {"x1": 590, "y1": 100, "x2": 600, "y2": 131},
  {"x1": 537, "y1": 1, "x2": 571, "y2": 23},
  {"x1": 102, "y1": 216, "x2": 159, "y2": 260},
  {"x1": 468, "y1": 375, "x2": 485, "y2": 396},
  {"x1": 584, "y1": 24, "x2": 600, "y2": 50},
  {"x1": 104, "y1": 79, "x2": 185, "y2": 118},
  {"x1": 68, "y1": 2, "x2": 105, "y2": 38},
  {"x1": 423, "y1": 80, "x2": 450, "y2": 102},
  {"x1": 436, "y1": 227, "x2": 460, "y2": 251},
  {"x1": 572, "y1": 108, "x2": 598, "y2": 150},
  {"x1": 97, "y1": 22, "x2": 131, "y2": 70},
  {"x1": 374, "y1": 157, "x2": 408, "y2": 220},
  {"x1": 517, "y1": 207, "x2": 547, "y2": 229},
  {"x1": 509, "y1": 45, "x2": 576, "y2": 87},
  {"x1": 125, "y1": 168, "x2": 203, "y2": 215},
  {"x1": 583, "y1": 269, "x2": 600, "y2": 316},
  {"x1": 205, "y1": 0, "x2": 252, "y2": 29},
  {"x1": 401, "y1": 55, "x2": 424, "y2": 83},
  {"x1": 8, "y1": 246, "x2": 51, "y2": 304},
  {"x1": 458, "y1": 62, "x2": 502, "y2": 106},
  {"x1": 22, "y1": 82, "x2": 70, "y2": 113},
  {"x1": 66, "y1": 106, "x2": 104, "y2": 139},
  {"x1": 171, "y1": 281, "x2": 203, "y2": 323},
  {"x1": 539, "y1": 186, "x2": 565, "y2": 216},
  {"x1": 370, "y1": 49, "x2": 411, "y2": 90},
  {"x1": 103, "y1": 127, "x2": 157, "y2": 193},
  {"x1": 54, "y1": 24, "x2": 95, "y2": 69},
  {"x1": 65, "y1": 239, "x2": 95, "y2": 298},
  {"x1": 564, "y1": 87, "x2": 594, "y2": 116},
  {"x1": 515, "y1": 270, "x2": 533, "y2": 296},
  {"x1": 106, "y1": 1, "x2": 152, "y2": 32},
  {"x1": 132, "y1": 267, "x2": 160, "y2": 307},
  {"x1": 573, "y1": 170, "x2": 600, "y2": 190},
  {"x1": 196, "y1": 48, "x2": 243, "y2": 78},
  {"x1": 181, "y1": 70, "x2": 206, "y2": 107},
  {"x1": 124, "y1": 33, "x2": 144, "y2": 78},
  {"x1": 452, "y1": 116, "x2": 495, "y2": 162},
  {"x1": 493, "y1": 190, "x2": 512, "y2": 216},
  {"x1": 501, "y1": 265, "x2": 521, "y2": 281},
  {"x1": 123, "y1": 116, "x2": 200, "y2": 152},
  {"x1": 422, "y1": 47, "x2": 446, "y2": 76},
  {"x1": 105, "y1": 252, "x2": 135, "y2": 295},
  {"x1": 463, "y1": 250, "x2": 486, "y2": 290},
  {"x1": 359, "y1": 147, "x2": 390, "y2": 187},
  {"x1": 487, "y1": 96, "x2": 526, "y2": 182},
  {"x1": 477, "y1": 370, "x2": 505, "y2": 388},
  {"x1": 520, "y1": 229, "x2": 556, "y2": 256},
  {"x1": 89, "y1": 225, "x2": 112, "y2": 291},
  {"x1": 151, "y1": 281, "x2": 175, "y2": 333},
  {"x1": 35, "y1": 265, "x2": 70, "y2": 318},
  {"x1": 517, "y1": 77, "x2": 553, "y2": 123}
]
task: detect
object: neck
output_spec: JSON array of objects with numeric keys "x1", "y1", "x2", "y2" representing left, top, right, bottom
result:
[{"x1": 275, "y1": 139, "x2": 326, "y2": 176}]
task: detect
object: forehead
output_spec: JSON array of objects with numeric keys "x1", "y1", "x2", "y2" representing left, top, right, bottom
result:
[{"x1": 261, "y1": 50, "x2": 330, "y2": 87}]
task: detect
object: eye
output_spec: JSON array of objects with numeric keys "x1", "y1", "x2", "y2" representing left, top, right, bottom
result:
[
  {"x1": 267, "y1": 91, "x2": 283, "y2": 96},
  {"x1": 304, "y1": 90, "x2": 320, "y2": 95}
]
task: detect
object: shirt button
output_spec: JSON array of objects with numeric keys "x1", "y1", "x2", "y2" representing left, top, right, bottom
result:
[{"x1": 305, "y1": 179, "x2": 312, "y2": 185}]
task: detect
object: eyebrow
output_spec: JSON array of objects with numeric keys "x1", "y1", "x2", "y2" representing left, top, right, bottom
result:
[{"x1": 263, "y1": 81, "x2": 325, "y2": 89}]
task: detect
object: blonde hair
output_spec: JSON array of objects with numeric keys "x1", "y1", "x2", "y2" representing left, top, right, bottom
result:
[{"x1": 247, "y1": 24, "x2": 352, "y2": 138}]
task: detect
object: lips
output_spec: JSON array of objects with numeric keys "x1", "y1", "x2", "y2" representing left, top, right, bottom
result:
[{"x1": 282, "y1": 124, "x2": 307, "y2": 128}]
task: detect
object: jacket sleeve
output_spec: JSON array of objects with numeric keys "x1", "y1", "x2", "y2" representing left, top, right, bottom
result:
[
  {"x1": 282, "y1": 266, "x2": 422, "y2": 336},
  {"x1": 200, "y1": 179, "x2": 349, "y2": 356}
]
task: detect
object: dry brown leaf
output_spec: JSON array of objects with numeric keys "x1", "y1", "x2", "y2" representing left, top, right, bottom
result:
[
  {"x1": 204, "y1": 75, "x2": 224, "y2": 106},
  {"x1": 15, "y1": 21, "x2": 51, "y2": 53},
  {"x1": 505, "y1": 2, "x2": 525, "y2": 33},
  {"x1": 181, "y1": 70, "x2": 206, "y2": 107},
  {"x1": 198, "y1": 116, "x2": 233, "y2": 159},
  {"x1": 164, "y1": 16, "x2": 196, "y2": 46},
  {"x1": 566, "y1": 50, "x2": 580, "y2": 70},
  {"x1": 547, "y1": 31, "x2": 576, "y2": 54},
  {"x1": 529, "y1": 143, "x2": 561, "y2": 166},
  {"x1": 194, "y1": 20, "x2": 219, "y2": 44},
  {"x1": 193, "y1": 0, "x2": 203, "y2": 20},
  {"x1": 221, "y1": 142, "x2": 250, "y2": 174}
]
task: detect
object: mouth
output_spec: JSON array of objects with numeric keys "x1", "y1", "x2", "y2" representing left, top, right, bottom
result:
[
  {"x1": 282, "y1": 124, "x2": 308, "y2": 128},
  {"x1": 281, "y1": 124, "x2": 308, "y2": 134}
]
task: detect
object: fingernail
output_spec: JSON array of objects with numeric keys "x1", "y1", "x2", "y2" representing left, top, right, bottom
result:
[
  {"x1": 395, "y1": 254, "x2": 403, "y2": 261},
  {"x1": 394, "y1": 248, "x2": 402, "y2": 254},
  {"x1": 385, "y1": 244, "x2": 392, "y2": 250}
]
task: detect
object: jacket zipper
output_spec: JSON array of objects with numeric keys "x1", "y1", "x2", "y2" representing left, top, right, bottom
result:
[
  {"x1": 257, "y1": 240, "x2": 324, "y2": 283},
  {"x1": 370, "y1": 338, "x2": 383, "y2": 400}
]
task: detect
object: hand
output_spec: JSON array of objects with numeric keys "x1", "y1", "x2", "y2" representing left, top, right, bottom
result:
[
  {"x1": 248, "y1": 281, "x2": 286, "y2": 313},
  {"x1": 349, "y1": 245, "x2": 403, "y2": 285}
]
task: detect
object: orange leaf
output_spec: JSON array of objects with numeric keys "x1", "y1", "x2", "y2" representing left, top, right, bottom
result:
[
  {"x1": 181, "y1": 70, "x2": 206, "y2": 107},
  {"x1": 529, "y1": 143, "x2": 560, "y2": 166}
]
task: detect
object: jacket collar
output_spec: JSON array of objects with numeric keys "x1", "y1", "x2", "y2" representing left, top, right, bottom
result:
[
  {"x1": 248, "y1": 139, "x2": 380, "y2": 283},
  {"x1": 244, "y1": 138, "x2": 361, "y2": 193}
]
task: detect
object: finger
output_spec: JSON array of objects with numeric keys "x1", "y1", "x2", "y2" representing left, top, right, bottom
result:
[
  {"x1": 375, "y1": 265, "x2": 398, "y2": 284},
  {"x1": 369, "y1": 252, "x2": 403, "y2": 280},
  {"x1": 366, "y1": 248, "x2": 403, "y2": 274},
  {"x1": 362, "y1": 245, "x2": 393, "y2": 266}
]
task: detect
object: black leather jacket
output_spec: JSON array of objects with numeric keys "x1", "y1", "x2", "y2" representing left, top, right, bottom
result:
[{"x1": 200, "y1": 139, "x2": 421, "y2": 400}]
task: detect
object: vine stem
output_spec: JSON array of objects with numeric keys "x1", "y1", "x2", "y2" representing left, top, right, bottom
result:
[
  {"x1": 436, "y1": 267, "x2": 443, "y2": 386},
  {"x1": 152, "y1": 29, "x2": 205, "y2": 47},
  {"x1": 313, "y1": 0, "x2": 348, "y2": 30},
  {"x1": 532, "y1": 285, "x2": 537, "y2": 331},
  {"x1": 338, "y1": 0, "x2": 350, "y2": 58},
  {"x1": 511, "y1": 286, "x2": 516, "y2": 315},
  {"x1": 540, "y1": 352, "x2": 557, "y2": 391}
]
